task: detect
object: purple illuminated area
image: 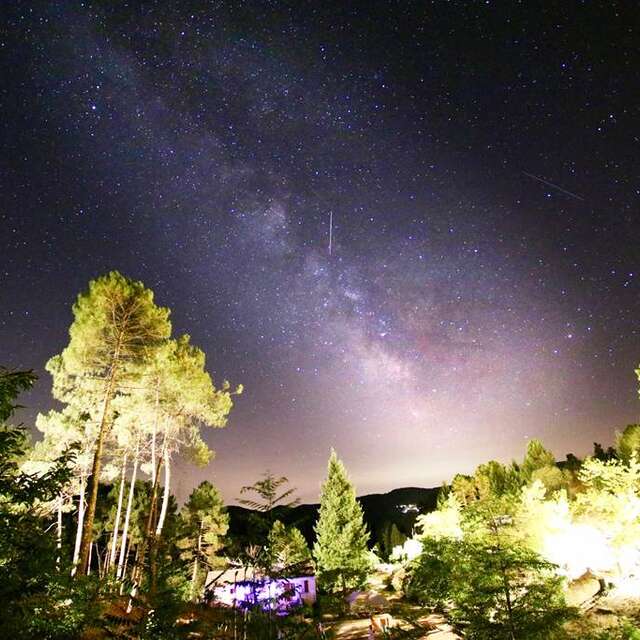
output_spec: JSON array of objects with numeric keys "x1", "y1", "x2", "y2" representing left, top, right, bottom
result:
[{"x1": 212, "y1": 576, "x2": 315, "y2": 614}]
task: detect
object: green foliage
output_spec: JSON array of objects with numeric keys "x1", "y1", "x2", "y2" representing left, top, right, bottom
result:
[
  {"x1": 521, "y1": 440, "x2": 557, "y2": 481},
  {"x1": 407, "y1": 535, "x2": 575, "y2": 639},
  {"x1": 15, "y1": 574, "x2": 105, "y2": 640},
  {"x1": 50, "y1": 271, "x2": 173, "y2": 571},
  {"x1": 60, "y1": 270, "x2": 172, "y2": 382},
  {"x1": 240, "y1": 471, "x2": 300, "y2": 513},
  {"x1": 177, "y1": 481, "x2": 229, "y2": 600},
  {"x1": 451, "y1": 459, "x2": 520, "y2": 505},
  {"x1": 239, "y1": 472, "x2": 299, "y2": 547},
  {"x1": 0, "y1": 367, "x2": 37, "y2": 423},
  {"x1": 0, "y1": 368, "x2": 91, "y2": 638},
  {"x1": 572, "y1": 620, "x2": 640, "y2": 640},
  {"x1": 313, "y1": 450, "x2": 370, "y2": 594},
  {"x1": 617, "y1": 425, "x2": 640, "y2": 464},
  {"x1": 267, "y1": 519, "x2": 312, "y2": 571}
]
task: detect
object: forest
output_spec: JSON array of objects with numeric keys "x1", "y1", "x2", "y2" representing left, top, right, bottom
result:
[{"x1": 2, "y1": 272, "x2": 640, "y2": 639}]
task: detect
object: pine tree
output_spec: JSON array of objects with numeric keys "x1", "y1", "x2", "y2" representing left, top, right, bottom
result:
[
  {"x1": 267, "y1": 520, "x2": 311, "y2": 571},
  {"x1": 617, "y1": 424, "x2": 640, "y2": 463},
  {"x1": 313, "y1": 450, "x2": 370, "y2": 594},
  {"x1": 178, "y1": 481, "x2": 229, "y2": 602},
  {"x1": 520, "y1": 439, "x2": 557, "y2": 482},
  {"x1": 50, "y1": 271, "x2": 172, "y2": 573}
]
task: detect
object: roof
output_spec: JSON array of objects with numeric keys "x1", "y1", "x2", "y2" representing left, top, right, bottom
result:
[{"x1": 205, "y1": 566, "x2": 315, "y2": 590}]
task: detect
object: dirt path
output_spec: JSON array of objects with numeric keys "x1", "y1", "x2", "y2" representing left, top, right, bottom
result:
[{"x1": 330, "y1": 613, "x2": 459, "y2": 639}]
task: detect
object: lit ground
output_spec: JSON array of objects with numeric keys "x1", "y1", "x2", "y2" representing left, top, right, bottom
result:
[{"x1": 330, "y1": 613, "x2": 459, "y2": 639}]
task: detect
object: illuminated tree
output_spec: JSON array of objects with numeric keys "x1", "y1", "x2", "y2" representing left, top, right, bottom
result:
[
  {"x1": 313, "y1": 450, "x2": 370, "y2": 594},
  {"x1": 267, "y1": 520, "x2": 311, "y2": 571},
  {"x1": 132, "y1": 335, "x2": 238, "y2": 599},
  {"x1": 520, "y1": 440, "x2": 557, "y2": 481},
  {"x1": 152, "y1": 335, "x2": 236, "y2": 539},
  {"x1": 408, "y1": 535, "x2": 574, "y2": 639},
  {"x1": 409, "y1": 487, "x2": 576, "y2": 639},
  {"x1": 50, "y1": 271, "x2": 171, "y2": 573},
  {"x1": 29, "y1": 405, "x2": 99, "y2": 571},
  {"x1": 177, "y1": 481, "x2": 229, "y2": 601},
  {"x1": 416, "y1": 492, "x2": 463, "y2": 541},
  {"x1": 617, "y1": 424, "x2": 640, "y2": 464}
]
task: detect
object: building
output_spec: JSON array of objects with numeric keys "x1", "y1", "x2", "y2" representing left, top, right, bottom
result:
[{"x1": 204, "y1": 566, "x2": 316, "y2": 613}]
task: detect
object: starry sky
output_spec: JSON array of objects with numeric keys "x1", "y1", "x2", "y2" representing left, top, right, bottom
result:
[{"x1": 1, "y1": 2, "x2": 639, "y2": 503}]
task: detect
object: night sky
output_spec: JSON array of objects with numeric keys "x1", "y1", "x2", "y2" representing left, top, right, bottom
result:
[{"x1": 1, "y1": 2, "x2": 639, "y2": 503}]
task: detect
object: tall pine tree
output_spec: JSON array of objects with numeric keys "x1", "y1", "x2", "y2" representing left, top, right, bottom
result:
[
  {"x1": 50, "y1": 271, "x2": 172, "y2": 573},
  {"x1": 313, "y1": 450, "x2": 370, "y2": 594}
]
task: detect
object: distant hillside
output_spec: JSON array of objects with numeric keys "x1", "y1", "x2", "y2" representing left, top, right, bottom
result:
[{"x1": 226, "y1": 486, "x2": 440, "y2": 553}]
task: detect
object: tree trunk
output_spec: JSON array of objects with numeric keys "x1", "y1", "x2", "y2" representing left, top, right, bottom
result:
[
  {"x1": 79, "y1": 339, "x2": 122, "y2": 574},
  {"x1": 501, "y1": 566, "x2": 516, "y2": 640},
  {"x1": 155, "y1": 443, "x2": 171, "y2": 536},
  {"x1": 87, "y1": 539, "x2": 93, "y2": 575},
  {"x1": 71, "y1": 473, "x2": 86, "y2": 576},
  {"x1": 108, "y1": 452, "x2": 128, "y2": 571},
  {"x1": 151, "y1": 381, "x2": 160, "y2": 486},
  {"x1": 147, "y1": 444, "x2": 171, "y2": 595},
  {"x1": 117, "y1": 448, "x2": 138, "y2": 580},
  {"x1": 128, "y1": 454, "x2": 163, "y2": 610},
  {"x1": 56, "y1": 495, "x2": 63, "y2": 570}
]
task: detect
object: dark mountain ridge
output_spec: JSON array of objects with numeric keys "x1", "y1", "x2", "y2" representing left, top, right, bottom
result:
[{"x1": 226, "y1": 486, "x2": 440, "y2": 554}]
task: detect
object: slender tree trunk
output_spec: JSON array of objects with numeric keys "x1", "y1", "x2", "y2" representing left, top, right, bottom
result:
[
  {"x1": 122, "y1": 541, "x2": 130, "y2": 576},
  {"x1": 71, "y1": 473, "x2": 86, "y2": 576},
  {"x1": 108, "y1": 452, "x2": 128, "y2": 571},
  {"x1": 155, "y1": 443, "x2": 171, "y2": 536},
  {"x1": 500, "y1": 562, "x2": 516, "y2": 640},
  {"x1": 151, "y1": 381, "x2": 160, "y2": 486},
  {"x1": 191, "y1": 554, "x2": 200, "y2": 603},
  {"x1": 87, "y1": 540, "x2": 93, "y2": 575},
  {"x1": 148, "y1": 442, "x2": 171, "y2": 596},
  {"x1": 79, "y1": 338, "x2": 122, "y2": 574},
  {"x1": 117, "y1": 448, "x2": 138, "y2": 580},
  {"x1": 56, "y1": 495, "x2": 63, "y2": 570},
  {"x1": 128, "y1": 454, "x2": 163, "y2": 611}
]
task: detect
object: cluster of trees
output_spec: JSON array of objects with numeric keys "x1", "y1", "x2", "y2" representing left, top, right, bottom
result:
[
  {"x1": 31, "y1": 272, "x2": 240, "y2": 585},
  {"x1": 399, "y1": 435, "x2": 640, "y2": 639},
  {"x1": 224, "y1": 454, "x2": 372, "y2": 597},
  {"x1": 0, "y1": 274, "x2": 371, "y2": 637},
  {"x1": 0, "y1": 272, "x2": 243, "y2": 636}
]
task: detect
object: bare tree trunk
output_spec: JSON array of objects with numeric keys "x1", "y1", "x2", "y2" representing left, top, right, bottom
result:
[
  {"x1": 108, "y1": 452, "x2": 128, "y2": 571},
  {"x1": 79, "y1": 338, "x2": 122, "y2": 574},
  {"x1": 71, "y1": 474, "x2": 86, "y2": 576},
  {"x1": 117, "y1": 448, "x2": 138, "y2": 580},
  {"x1": 128, "y1": 454, "x2": 162, "y2": 612},
  {"x1": 56, "y1": 495, "x2": 63, "y2": 570},
  {"x1": 87, "y1": 539, "x2": 93, "y2": 575},
  {"x1": 118, "y1": 540, "x2": 131, "y2": 596},
  {"x1": 151, "y1": 381, "x2": 160, "y2": 486},
  {"x1": 155, "y1": 443, "x2": 171, "y2": 536},
  {"x1": 123, "y1": 541, "x2": 131, "y2": 577}
]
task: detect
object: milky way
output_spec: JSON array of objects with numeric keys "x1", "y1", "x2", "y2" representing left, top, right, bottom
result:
[{"x1": 1, "y1": 3, "x2": 639, "y2": 502}]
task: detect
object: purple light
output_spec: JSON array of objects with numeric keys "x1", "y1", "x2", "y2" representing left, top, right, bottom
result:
[{"x1": 214, "y1": 578, "x2": 305, "y2": 614}]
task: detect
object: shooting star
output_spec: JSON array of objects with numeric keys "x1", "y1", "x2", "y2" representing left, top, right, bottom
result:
[
  {"x1": 328, "y1": 211, "x2": 333, "y2": 255},
  {"x1": 522, "y1": 171, "x2": 584, "y2": 201}
]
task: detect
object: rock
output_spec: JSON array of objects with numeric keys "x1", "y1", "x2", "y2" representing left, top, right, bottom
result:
[{"x1": 566, "y1": 571, "x2": 602, "y2": 607}]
